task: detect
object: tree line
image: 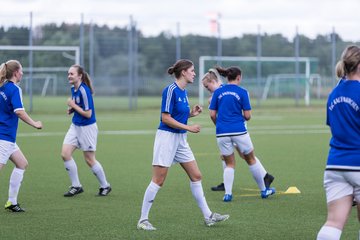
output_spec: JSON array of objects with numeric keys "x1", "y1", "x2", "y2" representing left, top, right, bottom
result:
[{"x1": 0, "y1": 23, "x2": 358, "y2": 78}]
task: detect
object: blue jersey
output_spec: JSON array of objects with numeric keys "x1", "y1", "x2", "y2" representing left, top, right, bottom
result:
[
  {"x1": 71, "y1": 82, "x2": 96, "y2": 126},
  {"x1": 209, "y1": 84, "x2": 251, "y2": 136},
  {"x1": 0, "y1": 81, "x2": 24, "y2": 143},
  {"x1": 326, "y1": 79, "x2": 360, "y2": 170},
  {"x1": 158, "y1": 82, "x2": 190, "y2": 133}
]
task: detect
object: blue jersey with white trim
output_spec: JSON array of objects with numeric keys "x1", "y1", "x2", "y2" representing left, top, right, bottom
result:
[
  {"x1": 326, "y1": 79, "x2": 360, "y2": 170},
  {"x1": 0, "y1": 81, "x2": 24, "y2": 143},
  {"x1": 158, "y1": 82, "x2": 190, "y2": 133},
  {"x1": 71, "y1": 82, "x2": 96, "y2": 126},
  {"x1": 209, "y1": 84, "x2": 251, "y2": 136}
]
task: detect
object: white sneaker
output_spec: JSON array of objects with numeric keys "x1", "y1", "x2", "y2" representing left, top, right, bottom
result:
[
  {"x1": 204, "y1": 212, "x2": 230, "y2": 226},
  {"x1": 137, "y1": 219, "x2": 156, "y2": 231}
]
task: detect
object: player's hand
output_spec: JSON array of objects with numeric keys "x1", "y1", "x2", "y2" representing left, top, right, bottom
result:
[
  {"x1": 67, "y1": 98, "x2": 76, "y2": 108},
  {"x1": 67, "y1": 107, "x2": 74, "y2": 115},
  {"x1": 191, "y1": 104, "x2": 203, "y2": 117},
  {"x1": 34, "y1": 121, "x2": 43, "y2": 129},
  {"x1": 188, "y1": 124, "x2": 201, "y2": 133}
]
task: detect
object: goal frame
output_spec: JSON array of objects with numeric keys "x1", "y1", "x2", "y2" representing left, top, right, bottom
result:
[{"x1": 199, "y1": 56, "x2": 315, "y2": 106}]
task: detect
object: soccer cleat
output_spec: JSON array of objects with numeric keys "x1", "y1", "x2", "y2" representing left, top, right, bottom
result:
[
  {"x1": 264, "y1": 173, "x2": 275, "y2": 188},
  {"x1": 204, "y1": 212, "x2": 230, "y2": 227},
  {"x1": 223, "y1": 194, "x2": 233, "y2": 202},
  {"x1": 211, "y1": 182, "x2": 225, "y2": 191},
  {"x1": 261, "y1": 188, "x2": 276, "y2": 199},
  {"x1": 98, "y1": 186, "x2": 112, "y2": 196},
  {"x1": 64, "y1": 186, "x2": 84, "y2": 197},
  {"x1": 137, "y1": 219, "x2": 156, "y2": 231},
  {"x1": 4, "y1": 201, "x2": 25, "y2": 212}
]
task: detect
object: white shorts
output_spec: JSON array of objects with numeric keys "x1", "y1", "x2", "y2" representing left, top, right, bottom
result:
[
  {"x1": 152, "y1": 130, "x2": 195, "y2": 167},
  {"x1": 324, "y1": 170, "x2": 360, "y2": 203},
  {"x1": 63, "y1": 123, "x2": 98, "y2": 151},
  {"x1": 0, "y1": 140, "x2": 20, "y2": 164},
  {"x1": 217, "y1": 133, "x2": 254, "y2": 156}
]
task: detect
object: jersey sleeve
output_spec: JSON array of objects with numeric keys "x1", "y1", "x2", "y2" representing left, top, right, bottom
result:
[
  {"x1": 79, "y1": 86, "x2": 93, "y2": 111},
  {"x1": 11, "y1": 87, "x2": 24, "y2": 112},
  {"x1": 242, "y1": 91, "x2": 251, "y2": 110},
  {"x1": 161, "y1": 86, "x2": 175, "y2": 114}
]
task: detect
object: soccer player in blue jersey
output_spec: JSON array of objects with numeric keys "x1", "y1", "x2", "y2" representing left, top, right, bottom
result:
[
  {"x1": 0, "y1": 60, "x2": 43, "y2": 212},
  {"x1": 61, "y1": 65, "x2": 111, "y2": 197},
  {"x1": 317, "y1": 45, "x2": 360, "y2": 240},
  {"x1": 137, "y1": 59, "x2": 229, "y2": 231},
  {"x1": 202, "y1": 68, "x2": 272, "y2": 194},
  {"x1": 208, "y1": 66, "x2": 275, "y2": 202}
]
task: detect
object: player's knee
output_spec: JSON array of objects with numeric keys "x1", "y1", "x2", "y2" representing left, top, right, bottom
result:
[
  {"x1": 16, "y1": 160, "x2": 28, "y2": 170},
  {"x1": 191, "y1": 172, "x2": 202, "y2": 182}
]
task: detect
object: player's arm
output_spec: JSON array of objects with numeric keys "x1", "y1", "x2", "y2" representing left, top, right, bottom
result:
[
  {"x1": 67, "y1": 98, "x2": 92, "y2": 118},
  {"x1": 209, "y1": 110, "x2": 217, "y2": 125},
  {"x1": 16, "y1": 110, "x2": 43, "y2": 129},
  {"x1": 243, "y1": 110, "x2": 251, "y2": 121},
  {"x1": 161, "y1": 113, "x2": 200, "y2": 133}
]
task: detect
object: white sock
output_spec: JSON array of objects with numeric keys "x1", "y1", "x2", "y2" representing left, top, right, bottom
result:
[
  {"x1": 8, "y1": 168, "x2": 25, "y2": 205},
  {"x1": 190, "y1": 181, "x2": 212, "y2": 219},
  {"x1": 140, "y1": 181, "x2": 161, "y2": 222},
  {"x1": 64, "y1": 159, "x2": 81, "y2": 187},
  {"x1": 91, "y1": 161, "x2": 109, "y2": 188},
  {"x1": 249, "y1": 157, "x2": 267, "y2": 191},
  {"x1": 223, "y1": 167, "x2": 234, "y2": 195},
  {"x1": 221, "y1": 159, "x2": 226, "y2": 170},
  {"x1": 317, "y1": 225, "x2": 342, "y2": 240}
]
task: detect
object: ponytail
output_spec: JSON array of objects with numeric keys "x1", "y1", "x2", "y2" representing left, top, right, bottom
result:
[
  {"x1": 0, "y1": 63, "x2": 6, "y2": 86},
  {"x1": 215, "y1": 66, "x2": 242, "y2": 82}
]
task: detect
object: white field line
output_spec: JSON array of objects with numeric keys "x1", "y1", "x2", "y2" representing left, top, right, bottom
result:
[{"x1": 17, "y1": 125, "x2": 329, "y2": 138}]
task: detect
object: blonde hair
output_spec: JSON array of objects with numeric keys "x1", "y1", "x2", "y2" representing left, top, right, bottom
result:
[
  {"x1": 202, "y1": 68, "x2": 222, "y2": 84},
  {"x1": 0, "y1": 60, "x2": 21, "y2": 86},
  {"x1": 335, "y1": 45, "x2": 360, "y2": 78}
]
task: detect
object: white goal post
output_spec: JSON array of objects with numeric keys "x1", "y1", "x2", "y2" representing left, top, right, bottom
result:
[{"x1": 199, "y1": 56, "x2": 315, "y2": 106}]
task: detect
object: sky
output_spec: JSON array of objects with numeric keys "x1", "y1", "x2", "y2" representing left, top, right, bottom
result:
[{"x1": 1, "y1": 0, "x2": 359, "y2": 42}]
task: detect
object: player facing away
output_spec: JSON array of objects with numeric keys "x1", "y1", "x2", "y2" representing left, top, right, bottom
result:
[
  {"x1": 61, "y1": 64, "x2": 111, "y2": 197},
  {"x1": 317, "y1": 45, "x2": 360, "y2": 240},
  {"x1": 208, "y1": 66, "x2": 275, "y2": 202},
  {"x1": 202, "y1": 68, "x2": 273, "y2": 193},
  {"x1": 0, "y1": 60, "x2": 43, "y2": 212},
  {"x1": 137, "y1": 59, "x2": 229, "y2": 231}
]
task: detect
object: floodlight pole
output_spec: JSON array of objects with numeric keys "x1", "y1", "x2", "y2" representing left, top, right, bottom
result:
[
  {"x1": 176, "y1": 22, "x2": 181, "y2": 60},
  {"x1": 29, "y1": 12, "x2": 33, "y2": 113},
  {"x1": 331, "y1": 27, "x2": 336, "y2": 87},
  {"x1": 80, "y1": 13, "x2": 84, "y2": 67},
  {"x1": 256, "y1": 25, "x2": 262, "y2": 107},
  {"x1": 295, "y1": 26, "x2": 300, "y2": 106},
  {"x1": 216, "y1": 14, "x2": 222, "y2": 65}
]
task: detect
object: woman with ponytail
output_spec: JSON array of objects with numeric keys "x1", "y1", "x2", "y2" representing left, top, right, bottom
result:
[
  {"x1": 0, "y1": 60, "x2": 43, "y2": 212},
  {"x1": 137, "y1": 59, "x2": 229, "y2": 231},
  {"x1": 317, "y1": 45, "x2": 360, "y2": 240},
  {"x1": 61, "y1": 65, "x2": 111, "y2": 197},
  {"x1": 208, "y1": 66, "x2": 275, "y2": 202}
]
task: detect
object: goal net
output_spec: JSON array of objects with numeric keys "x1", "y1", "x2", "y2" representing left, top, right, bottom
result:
[{"x1": 199, "y1": 56, "x2": 319, "y2": 106}]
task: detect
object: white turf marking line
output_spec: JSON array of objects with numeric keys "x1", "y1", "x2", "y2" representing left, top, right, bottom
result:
[
  {"x1": 17, "y1": 130, "x2": 155, "y2": 137},
  {"x1": 17, "y1": 126, "x2": 329, "y2": 138}
]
